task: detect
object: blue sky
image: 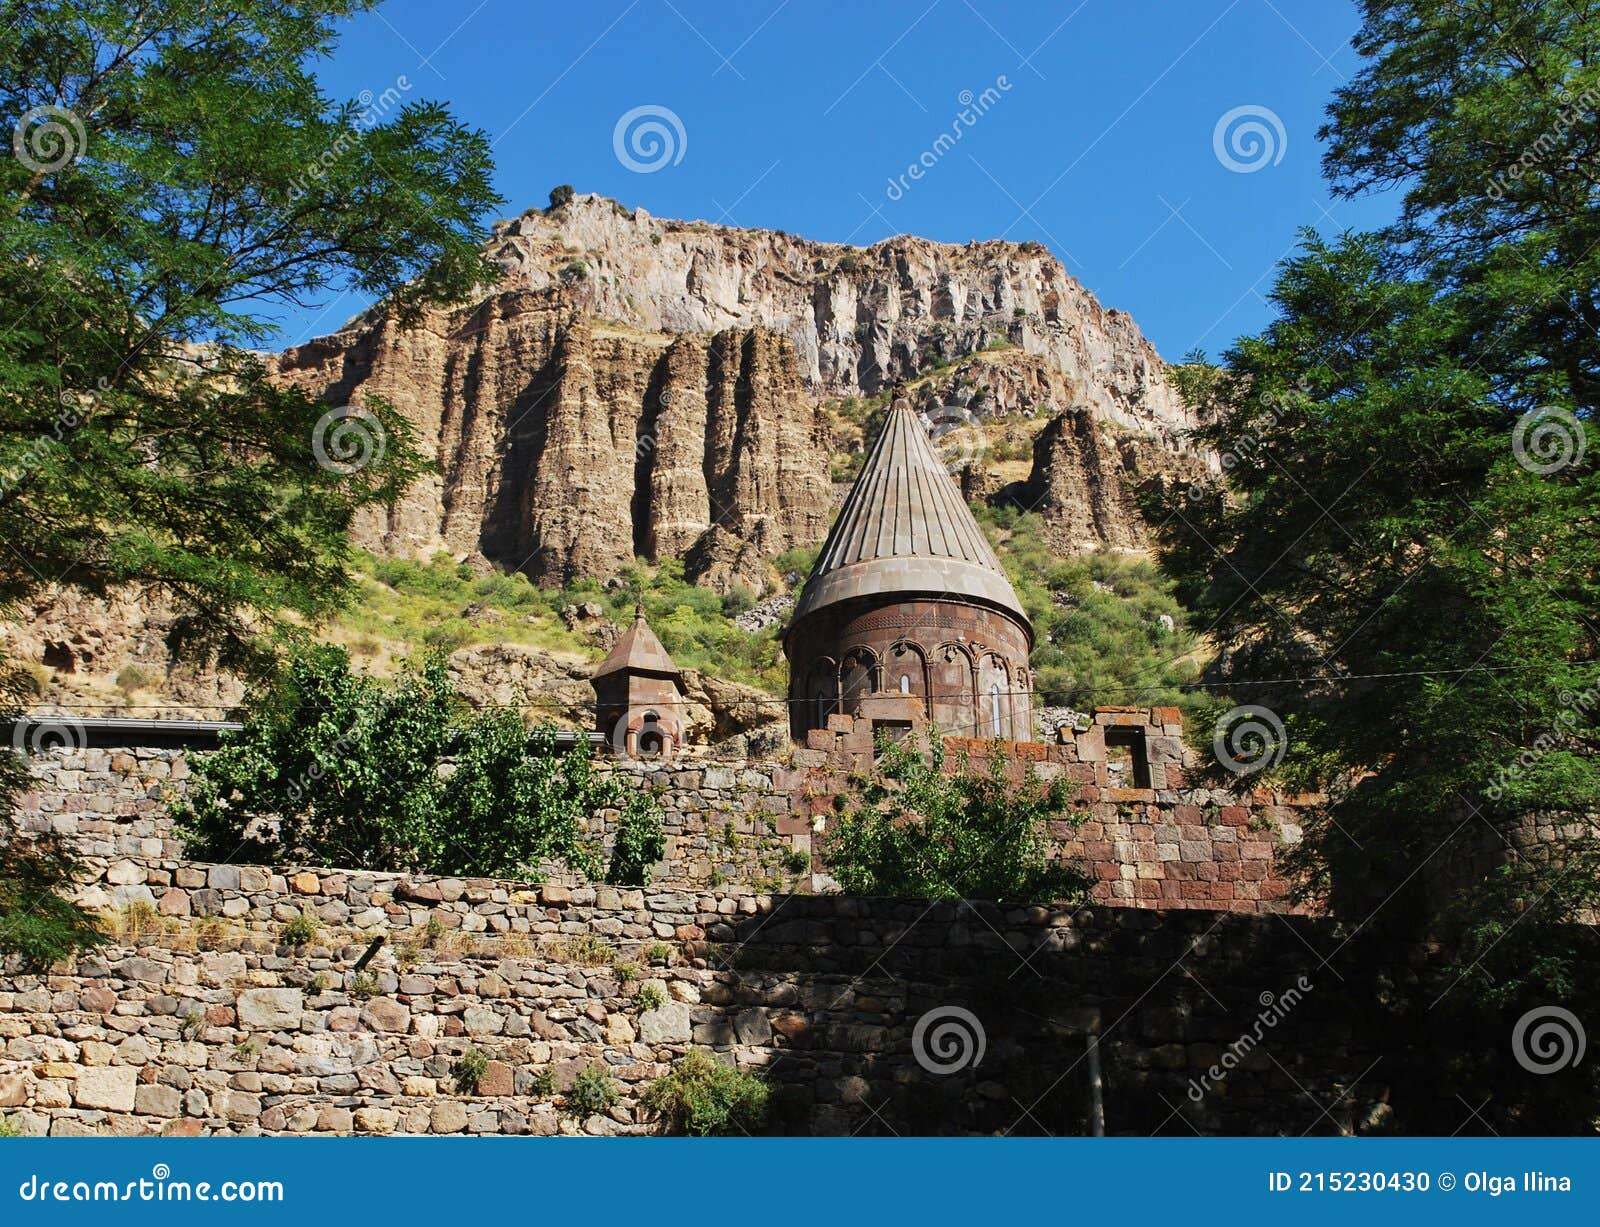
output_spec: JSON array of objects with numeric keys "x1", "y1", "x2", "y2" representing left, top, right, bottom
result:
[{"x1": 286, "y1": 0, "x2": 1399, "y2": 360}]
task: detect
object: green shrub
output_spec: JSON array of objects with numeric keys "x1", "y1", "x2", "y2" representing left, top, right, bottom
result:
[
  {"x1": 176, "y1": 646, "x2": 664, "y2": 885},
  {"x1": 566, "y1": 1065, "x2": 617, "y2": 1116},
  {"x1": 530, "y1": 1067, "x2": 556, "y2": 1097},
  {"x1": 548, "y1": 184, "x2": 575, "y2": 209},
  {"x1": 455, "y1": 1046, "x2": 490, "y2": 1093},
  {"x1": 349, "y1": 971, "x2": 379, "y2": 999},
  {"x1": 280, "y1": 911, "x2": 320, "y2": 946},
  {"x1": 607, "y1": 794, "x2": 665, "y2": 886},
  {"x1": 635, "y1": 981, "x2": 666, "y2": 1013},
  {"x1": 0, "y1": 1113, "x2": 23, "y2": 1137},
  {"x1": 828, "y1": 734, "x2": 1088, "y2": 903},
  {"x1": 643, "y1": 941, "x2": 671, "y2": 965},
  {"x1": 783, "y1": 847, "x2": 811, "y2": 875},
  {"x1": 640, "y1": 1050, "x2": 769, "y2": 1136}
]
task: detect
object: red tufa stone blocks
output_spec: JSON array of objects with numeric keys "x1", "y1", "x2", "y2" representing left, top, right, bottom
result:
[{"x1": 789, "y1": 707, "x2": 1308, "y2": 917}]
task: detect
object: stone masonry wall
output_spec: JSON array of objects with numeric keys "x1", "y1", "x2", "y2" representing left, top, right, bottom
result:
[
  {"x1": 16, "y1": 708, "x2": 1310, "y2": 914},
  {"x1": 793, "y1": 707, "x2": 1311, "y2": 913},
  {"x1": 0, "y1": 858, "x2": 1403, "y2": 1138}
]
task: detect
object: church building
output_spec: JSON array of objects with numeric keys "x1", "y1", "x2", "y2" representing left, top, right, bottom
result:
[{"x1": 783, "y1": 388, "x2": 1034, "y2": 742}]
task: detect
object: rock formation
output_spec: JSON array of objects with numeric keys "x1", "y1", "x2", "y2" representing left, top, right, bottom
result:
[
  {"x1": 1016, "y1": 407, "x2": 1211, "y2": 553},
  {"x1": 275, "y1": 193, "x2": 1204, "y2": 591},
  {"x1": 276, "y1": 299, "x2": 830, "y2": 594}
]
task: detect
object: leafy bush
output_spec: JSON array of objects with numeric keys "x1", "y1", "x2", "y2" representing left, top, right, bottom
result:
[
  {"x1": 548, "y1": 184, "x2": 575, "y2": 209},
  {"x1": 607, "y1": 793, "x2": 666, "y2": 886},
  {"x1": 640, "y1": 1050, "x2": 769, "y2": 1136},
  {"x1": 0, "y1": 830, "x2": 104, "y2": 969},
  {"x1": 280, "y1": 911, "x2": 321, "y2": 947},
  {"x1": 176, "y1": 646, "x2": 664, "y2": 885},
  {"x1": 455, "y1": 1047, "x2": 490, "y2": 1093},
  {"x1": 634, "y1": 981, "x2": 666, "y2": 1013},
  {"x1": 566, "y1": 1065, "x2": 617, "y2": 1116},
  {"x1": 827, "y1": 735, "x2": 1088, "y2": 903}
]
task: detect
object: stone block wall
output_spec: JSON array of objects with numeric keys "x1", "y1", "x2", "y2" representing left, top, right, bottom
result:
[
  {"x1": 13, "y1": 747, "x2": 815, "y2": 899},
  {"x1": 14, "y1": 709, "x2": 1310, "y2": 913},
  {"x1": 0, "y1": 858, "x2": 1396, "y2": 1138}
]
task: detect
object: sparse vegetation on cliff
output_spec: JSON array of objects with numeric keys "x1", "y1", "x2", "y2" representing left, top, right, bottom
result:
[
  {"x1": 977, "y1": 508, "x2": 1204, "y2": 716},
  {"x1": 339, "y1": 551, "x2": 788, "y2": 695}
]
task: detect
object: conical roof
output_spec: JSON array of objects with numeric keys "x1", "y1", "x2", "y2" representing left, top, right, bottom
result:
[
  {"x1": 592, "y1": 606, "x2": 681, "y2": 679},
  {"x1": 787, "y1": 391, "x2": 1030, "y2": 636}
]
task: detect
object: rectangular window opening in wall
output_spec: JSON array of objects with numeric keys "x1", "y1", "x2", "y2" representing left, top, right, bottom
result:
[
  {"x1": 872, "y1": 719, "x2": 914, "y2": 746},
  {"x1": 1103, "y1": 726, "x2": 1152, "y2": 790}
]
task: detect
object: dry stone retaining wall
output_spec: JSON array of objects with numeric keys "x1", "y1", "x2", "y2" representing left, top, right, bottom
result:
[{"x1": 2, "y1": 859, "x2": 1383, "y2": 1138}]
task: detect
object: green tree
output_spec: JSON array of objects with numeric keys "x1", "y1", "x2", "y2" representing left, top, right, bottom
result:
[
  {"x1": 0, "y1": 0, "x2": 501, "y2": 961},
  {"x1": 1152, "y1": 0, "x2": 1599, "y2": 1001},
  {"x1": 1, "y1": 0, "x2": 499, "y2": 657},
  {"x1": 177, "y1": 646, "x2": 664, "y2": 884},
  {"x1": 827, "y1": 735, "x2": 1087, "y2": 903}
]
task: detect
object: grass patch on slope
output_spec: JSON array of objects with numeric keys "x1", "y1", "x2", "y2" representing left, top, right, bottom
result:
[{"x1": 333, "y1": 552, "x2": 787, "y2": 693}]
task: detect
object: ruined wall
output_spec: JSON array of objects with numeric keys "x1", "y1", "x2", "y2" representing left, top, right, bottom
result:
[
  {"x1": 16, "y1": 722, "x2": 1307, "y2": 915},
  {"x1": 16, "y1": 704, "x2": 1309, "y2": 915},
  {"x1": 795, "y1": 708, "x2": 1310, "y2": 913},
  {"x1": 5, "y1": 743, "x2": 1586, "y2": 1138}
]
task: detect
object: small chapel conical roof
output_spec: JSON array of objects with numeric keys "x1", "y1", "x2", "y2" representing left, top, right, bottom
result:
[
  {"x1": 787, "y1": 389, "x2": 1030, "y2": 637},
  {"x1": 592, "y1": 605, "x2": 681, "y2": 679}
]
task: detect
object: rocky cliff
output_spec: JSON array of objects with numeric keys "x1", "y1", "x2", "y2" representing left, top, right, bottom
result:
[
  {"x1": 1019, "y1": 408, "x2": 1211, "y2": 552},
  {"x1": 276, "y1": 193, "x2": 1204, "y2": 591}
]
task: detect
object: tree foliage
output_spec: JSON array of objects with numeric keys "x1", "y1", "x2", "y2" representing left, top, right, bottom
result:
[
  {"x1": 827, "y1": 735, "x2": 1087, "y2": 903},
  {"x1": 0, "y1": 659, "x2": 104, "y2": 968},
  {"x1": 0, "y1": 0, "x2": 501, "y2": 662},
  {"x1": 1, "y1": 0, "x2": 501, "y2": 962},
  {"x1": 1151, "y1": 0, "x2": 1600, "y2": 1000},
  {"x1": 177, "y1": 646, "x2": 664, "y2": 884}
]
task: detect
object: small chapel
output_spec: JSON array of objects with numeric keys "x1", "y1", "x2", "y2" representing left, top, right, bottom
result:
[{"x1": 782, "y1": 387, "x2": 1034, "y2": 743}]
